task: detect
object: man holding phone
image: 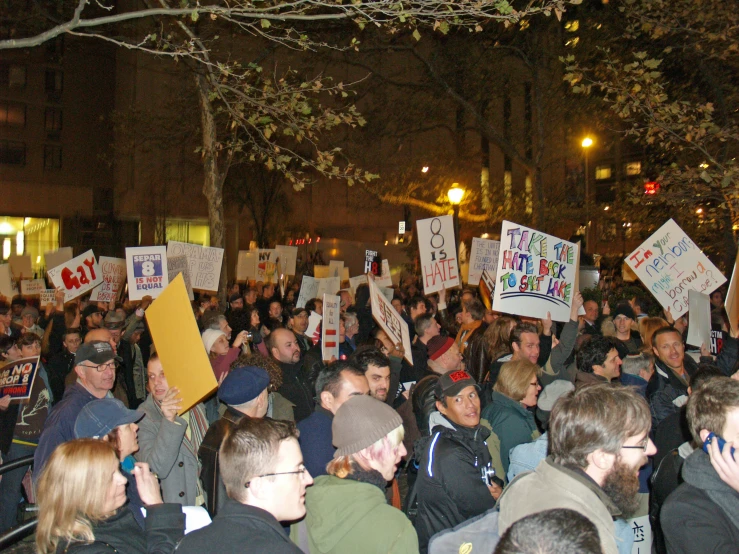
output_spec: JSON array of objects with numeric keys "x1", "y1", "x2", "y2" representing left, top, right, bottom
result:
[{"x1": 661, "y1": 377, "x2": 739, "y2": 553}]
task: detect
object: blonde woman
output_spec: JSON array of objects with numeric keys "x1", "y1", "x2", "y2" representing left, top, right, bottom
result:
[{"x1": 36, "y1": 439, "x2": 184, "y2": 554}]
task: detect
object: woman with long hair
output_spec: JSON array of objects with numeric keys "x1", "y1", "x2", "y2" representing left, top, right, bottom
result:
[
  {"x1": 638, "y1": 317, "x2": 670, "y2": 352},
  {"x1": 36, "y1": 439, "x2": 184, "y2": 553}
]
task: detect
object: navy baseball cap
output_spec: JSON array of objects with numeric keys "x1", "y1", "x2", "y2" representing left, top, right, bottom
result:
[
  {"x1": 74, "y1": 398, "x2": 145, "y2": 439},
  {"x1": 218, "y1": 366, "x2": 270, "y2": 405}
]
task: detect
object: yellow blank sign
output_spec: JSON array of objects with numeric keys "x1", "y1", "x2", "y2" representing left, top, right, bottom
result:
[{"x1": 145, "y1": 274, "x2": 217, "y2": 414}]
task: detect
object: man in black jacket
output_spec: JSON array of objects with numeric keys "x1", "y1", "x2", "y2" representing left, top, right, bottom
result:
[
  {"x1": 46, "y1": 327, "x2": 81, "y2": 404},
  {"x1": 414, "y1": 369, "x2": 498, "y2": 553},
  {"x1": 268, "y1": 328, "x2": 314, "y2": 421},
  {"x1": 181, "y1": 418, "x2": 310, "y2": 554},
  {"x1": 661, "y1": 377, "x2": 739, "y2": 553}
]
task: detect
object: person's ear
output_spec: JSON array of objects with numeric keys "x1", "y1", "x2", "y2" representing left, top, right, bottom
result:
[
  {"x1": 699, "y1": 429, "x2": 712, "y2": 443},
  {"x1": 435, "y1": 399, "x2": 447, "y2": 416},
  {"x1": 588, "y1": 448, "x2": 615, "y2": 472},
  {"x1": 320, "y1": 391, "x2": 334, "y2": 412}
]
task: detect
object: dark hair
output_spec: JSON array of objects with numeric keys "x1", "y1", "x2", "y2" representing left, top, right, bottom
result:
[
  {"x1": 349, "y1": 345, "x2": 390, "y2": 373},
  {"x1": 405, "y1": 296, "x2": 426, "y2": 313},
  {"x1": 231, "y1": 352, "x2": 283, "y2": 391},
  {"x1": 305, "y1": 298, "x2": 321, "y2": 313},
  {"x1": 0, "y1": 301, "x2": 10, "y2": 315},
  {"x1": 577, "y1": 335, "x2": 619, "y2": 373},
  {"x1": 651, "y1": 326, "x2": 682, "y2": 349},
  {"x1": 633, "y1": 296, "x2": 650, "y2": 314},
  {"x1": 462, "y1": 299, "x2": 485, "y2": 321},
  {"x1": 63, "y1": 327, "x2": 82, "y2": 340},
  {"x1": 17, "y1": 333, "x2": 41, "y2": 348},
  {"x1": 494, "y1": 508, "x2": 602, "y2": 554},
  {"x1": 509, "y1": 322, "x2": 538, "y2": 349},
  {"x1": 314, "y1": 360, "x2": 365, "y2": 398},
  {"x1": 0, "y1": 335, "x2": 16, "y2": 357},
  {"x1": 690, "y1": 364, "x2": 724, "y2": 391}
]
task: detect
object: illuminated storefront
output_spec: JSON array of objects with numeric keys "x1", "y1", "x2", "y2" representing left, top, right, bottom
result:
[{"x1": 0, "y1": 217, "x2": 59, "y2": 276}]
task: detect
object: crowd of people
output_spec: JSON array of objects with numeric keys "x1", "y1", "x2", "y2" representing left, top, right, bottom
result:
[{"x1": 1, "y1": 269, "x2": 739, "y2": 553}]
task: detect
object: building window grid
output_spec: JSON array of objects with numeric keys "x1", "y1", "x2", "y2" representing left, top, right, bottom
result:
[
  {"x1": 0, "y1": 64, "x2": 27, "y2": 88},
  {"x1": 45, "y1": 108, "x2": 63, "y2": 133},
  {"x1": 0, "y1": 140, "x2": 26, "y2": 166},
  {"x1": 0, "y1": 101, "x2": 26, "y2": 127}
]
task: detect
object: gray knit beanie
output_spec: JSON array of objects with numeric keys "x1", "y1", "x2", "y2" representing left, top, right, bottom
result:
[{"x1": 332, "y1": 395, "x2": 403, "y2": 457}]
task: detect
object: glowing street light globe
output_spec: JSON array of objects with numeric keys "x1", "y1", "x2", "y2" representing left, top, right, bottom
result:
[
  {"x1": 447, "y1": 185, "x2": 465, "y2": 205},
  {"x1": 581, "y1": 137, "x2": 593, "y2": 148}
]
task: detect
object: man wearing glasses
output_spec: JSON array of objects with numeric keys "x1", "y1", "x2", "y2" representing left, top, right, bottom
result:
[
  {"x1": 498, "y1": 384, "x2": 656, "y2": 554},
  {"x1": 178, "y1": 417, "x2": 311, "y2": 553},
  {"x1": 33, "y1": 340, "x2": 120, "y2": 480}
]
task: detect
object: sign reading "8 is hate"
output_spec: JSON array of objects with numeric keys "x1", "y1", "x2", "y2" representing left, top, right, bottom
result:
[{"x1": 416, "y1": 215, "x2": 459, "y2": 295}]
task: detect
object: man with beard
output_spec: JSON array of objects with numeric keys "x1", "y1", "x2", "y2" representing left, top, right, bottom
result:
[
  {"x1": 351, "y1": 347, "x2": 392, "y2": 404},
  {"x1": 289, "y1": 307, "x2": 312, "y2": 353},
  {"x1": 497, "y1": 384, "x2": 655, "y2": 554},
  {"x1": 268, "y1": 328, "x2": 314, "y2": 422}
]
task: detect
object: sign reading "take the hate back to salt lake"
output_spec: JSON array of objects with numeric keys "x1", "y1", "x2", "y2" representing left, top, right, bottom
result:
[
  {"x1": 492, "y1": 221, "x2": 578, "y2": 322},
  {"x1": 625, "y1": 219, "x2": 725, "y2": 317}
]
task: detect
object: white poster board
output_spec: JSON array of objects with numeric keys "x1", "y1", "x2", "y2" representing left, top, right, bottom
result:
[
  {"x1": 369, "y1": 278, "x2": 413, "y2": 365},
  {"x1": 8, "y1": 255, "x2": 32, "y2": 280},
  {"x1": 492, "y1": 221, "x2": 577, "y2": 322},
  {"x1": 20, "y1": 279, "x2": 46, "y2": 296},
  {"x1": 625, "y1": 219, "x2": 726, "y2": 317},
  {"x1": 375, "y1": 260, "x2": 393, "y2": 287},
  {"x1": 306, "y1": 311, "x2": 322, "y2": 344},
  {"x1": 44, "y1": 247, "x2": 73, "y2": 272},
  {"x1": 39, "y1": 289, "x2": 56, "y2": 308},
  {"x1": 166, "y1": 241, "x2": 223, "y2": 293},
  {"x1": 297, "y1": 276, "x2": 318, "y2": 309},
  {"x1": 726, "y1": 249, "x2": 739, "y2": 336},
  {"x1": 254, "y1": 249, "x2": 278, "y2": 284},
  {"x1": 125, "y1": 246, "x2": 169, "y2": 301},
  {"x1": 468, "y1": 237, "x2": 500, "y2": 286},
  {"x1": 316, "y1": 276, "x2": 341, "y2": 299},
  {"x1": 416, "y1": 215, "x2": 460, "y2": 294},
  {"x1": 349, "y1": 275, "x2": 367, "y2": 296},
  {"x1": 47, "y1": 250, "x2": 103, "y2": 302},
  {"x1": 236, "y1": 251, "x2": 256, "y2": 282},
  {"x1": 328, "y1": 260, "x2": 344, "y2": 279},
  {"x1": 275, "y1": 245, "x2": 298, "y2": 276},
  {"x1": 89, "y1": 257, "x2": 127, "y2": 303},
  {"x1": 321, "y1": 294, "x2": 340, "y2": 361},
  {"x1": 0, "y1": 265, "x2": 18, "y2": 297},
  {"x1": 167, "y1": 255, "x2": 194, "y2": 301},
  {"x1": 686, "y1": 290, "x2": 712, "y2": 349}
]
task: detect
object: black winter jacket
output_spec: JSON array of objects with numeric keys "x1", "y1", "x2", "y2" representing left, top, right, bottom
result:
[
  {"x1": 198, "y1": 408, "x2": 243, "y2": 517},
  {"x1": 414, "y1": 417, "x2": 495, "y2": 553},
  {"x1": 55, "y1": 503, "x2": 183, "y2": 553}
]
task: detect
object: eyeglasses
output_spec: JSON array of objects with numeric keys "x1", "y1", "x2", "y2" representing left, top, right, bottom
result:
[
  {"x1": 245, "y1": 466, "x2": 308, "y2": 488},
  {"x1": 80, "y1": 361, "x2": 116, "y2": 373},
  {"x1": 621, "y1": 437, "x2": 650, "y2": 452}
]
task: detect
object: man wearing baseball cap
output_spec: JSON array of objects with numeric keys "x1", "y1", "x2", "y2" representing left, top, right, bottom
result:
[
  {"x1": 33, "y1": 340, "x2": 121, "y2": 480},
  {"x1": 199, "y1": 364, "x2": 270, "y2": 517},
  {"x1": 414, "y1": 369, "x2": 497, "y2": 553}
]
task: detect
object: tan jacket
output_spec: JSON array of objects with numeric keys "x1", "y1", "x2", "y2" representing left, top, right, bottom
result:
[{"x1": 498, "y1": 457, "x2": 621, "y2": 554}]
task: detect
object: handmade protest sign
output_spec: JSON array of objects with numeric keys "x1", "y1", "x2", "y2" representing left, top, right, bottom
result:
[
  {"x1": 307, "y1": 311, "x2": 322, "y2": 344},
  {"x1": 166, "y1": 241, "x2": 223, "y2": 292},
  {"x1": 417, "y1": 215, "x2": 459, "y2": 294},
  {"x1": 297, "y1": 276, "x2": 319, "y2": 308},
  {"x1": 48, "y1": 250, "x2": 103, "y2": 302},
  {"x1": 275, "y1": 245, "x2": 298, "y2": 276},
  {"x1": 0, "y1": 356, "x2": 39, "y2": 402},
  {"x1": 375, "y1": 260, "x2": 392, "y2": 287},
  {"x1": 39, "y1": 289, "x2": 56, "y2": 309},
  {"x1": 89, "y1": 257, "x2": 127, "y2": 303},
  {"x1": 328, "y1": 260, "x2": 344, "y2": 279},
  {"x1": 468, "y1": 238, "x2": 500, "y2": 286},
  {"x1": 44, "y1": 247, "x2": 73, "y2": 272},
  {"x1": 492, "y1": 221, "x2": 577, "y2": 322},
  {"x1": 725, "y1": 249, "x2": 739, "y2": 336},
  {"x1": 479, "y1": 270, "x2": 495, "y2": 311},
  {"x1": 321, "y1": 294, "x2": 340, "y2": 361},
  {"x1": 686, "y1": 290, "x2": 712, "y2": 349},
  {"x1": 625, "y1": 219, "x2": 726, "y2": 317},
  {"x1": 167, "y1": 255, "x2": 194, "y2": 301},
  {"x1": 145, "y1": 275, "x2": 217, "y2": 414},
  {"x1": 0, "y1": 265, "x2": 18, "y2": 297},
  {"x1": 364, "y1": 250, "x2": 381, "y2": 275},
  {"x1": 236, "y1": 251, "x2": 256, "y2": 282},
  {"x1": 254, "y1": 249, "x2": 278, "y2": 284},
  {"x1": 21, "y1": 279, "x2": 46, "y2": 296},
  {"x1": 316, "y1": 276, "x2": 341, "y2": 299},
  {"x1": 126, "y1": 246, "x2": 168, "y2": 301},
  {"x1": 349, "y1": 275, "x2": 367, "y2": 297},
  {"x1": 369, "y1": 277, "x2": 413, "y2": 365},
  {"x1": 710, "y1": 330, "x2": 725, "y2": 356},
  {"x1": 9, "y1": 255, "x2": 32, "y2": 280},
  {"x1": 314, "y1": 265, "x2": 330, "y2": 279}
]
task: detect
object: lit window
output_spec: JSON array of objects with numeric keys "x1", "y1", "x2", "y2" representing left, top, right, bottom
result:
[
  {"x1": 625, "y1": 161, "x2": 642, "y2": 176},
  {"x1": 595, "y1": 165, "x2": 612, "y2": 180},
  {"x1": 0, "y1": 102, "x2": 26, "y2": 127}
]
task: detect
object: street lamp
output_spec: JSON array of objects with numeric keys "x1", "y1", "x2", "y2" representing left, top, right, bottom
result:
[
  {"x1": 582, "y1": 137, "x2": 594, "y2": 253},
  {"x1": 448, "y1": 184, "x2": 465, "y2": 258}
]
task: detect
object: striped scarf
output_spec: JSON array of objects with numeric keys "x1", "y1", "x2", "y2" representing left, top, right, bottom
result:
[{"x1": 181, "y1": 403, "x2": 209, "y2": 501}]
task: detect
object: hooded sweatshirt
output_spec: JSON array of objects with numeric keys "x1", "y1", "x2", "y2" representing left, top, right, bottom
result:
[
  {"x1": 661, "y1": 449, "x2": 739, "y2": 553},
  {"x1": 294, "y1": 471, "x2": 418, "y2": 554}
]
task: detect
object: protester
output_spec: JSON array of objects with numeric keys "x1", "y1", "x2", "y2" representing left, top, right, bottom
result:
[
  {"x1": 350, "y1": 347, "x2": 392, "y2": 404},
  {"x1": 46, "y1": 327, "x2": 82, "y2": 404},
  {"x1": 297, "y1": 361, "x2": 369, "y2": 477},
  {"x1": 35, "y1": 439, "x2": 184, "y2": 553},
  {"x1": 580, "y1": 299, "x2": 606, "y2": 337},
  {"x1": 268, "y1": 328, "x2": 314, "y2": 421},
  {"x1": 294, "y1": 395, "x2": 417, "y2": 553},
  {"x1": 620, "y1": 352, "x2": 654, "y2": 397},
  {"x1": 411, "y1": 313, "x2": 441, "y2": 378},
  {"x1": 608, "y1": 303, "x2": 642, "y2": 358},
  {"x1": 415, "y1": 370, "x2": 498, "y2": 553},
  {"x1": 575, "y1": 335, "x2": 623, "y2": 387},
  {"x1": 454, "y1": 299, "x2": 489, "y2": 383},
  {"x1": 289, "y1": 307, "x2": 312, "y2": 353},
  {"x1": 178, "y1": 418, "x2": 310, "y2": 553},
  {"x1": 136, "y1": 353, "x2": 209, "y2": 506},
  {"x1": 494, "y1": 508, "x2": 602, "y2": 554}
]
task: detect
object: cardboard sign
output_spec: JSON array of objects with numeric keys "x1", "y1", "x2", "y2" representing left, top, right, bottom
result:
[
  {"x1": 417, "y1": 215, "x2": 459, "y2": 294},
  {"x1": 21, "y1": 279, "x2": 46, "y2": 296},
  {"x1": 145, "y1": 275, "x2": 217, "y2": 414},
  {"x1": 236, "y1": 251, "x2": 256, "y2": 282},
  {"x1": 369, "y1": 278, "x2": 413, "y2": 365},
  {"x1": 39, "y1": 289, "x2": 56, "y2": 308},
  {"x1": 253, "y1": 249, "x2": 278, "y2": 284},
  {"x1": 297, "y1": 276, "x2": 318, "y2": 308},
  {"x1": 686, "y1": 290, "x2": 711, "y2": 349},
  {"x1": 725, "y1": 249, "x2": 739, "y2": 336},
  {"x1": 44, "y1": 247, "x2": 73, "y2": 272},
  {"x1": 328, "y1": 260, "x2": 344, "y2": 279},
  {"x1": 479, "y1": 269, "x2": 495, "y2": 311},
  {"x1": 349, "y1": 275, "x2": 367, "y2": 296},
  {"x1": 468, "y1": 238, "x2": 501, "y2": 286},
  {"x1": 375, "y1": 260, "x2": 393, "y2": 287},
  {"x1": 579, "y1": 268, "x2": 600, "y2": 290},
  {"x1": 167, "y1": 255, "x2": 194, "y2": 301},
  {"x1": 379, "y1": 286, "x2": 395, "y2": 303},
  {"x1": 364, "y1": 250, "x2": 381, "y2": 275},
  {"x1": 625, "y1": 219, "x2": 726, "y2": 317},
  {"x1": 314, "y1": 265, "x2": 330, "y2": 279},
  {"x1": 321, "y1": 294, "x2": 340, "y2": 361},
  {"x1": 126, "y1": 246, "x2": 169, "y2": 301},
  {"x1": 306, "y1": 311, "x2": 322, "y2": 344},
  {"x1": 316, "y1": 276, "x2": 341, "y2": 299},
  {"x1": 710, "y1": 330, "x2": 724, "y2": 356},
  {"x1": 492, "y1": 221, "x2": 577, "y2": 322},
  {"x1": 0, "y1": 356, "x2": 39, "y2": 401},
  {"x1": 0, "y1": 265, "x2": 18, "y2": 297},
  {"x1": 89, "y1": 257, "x2": 127, "y2": 303},
  {"x1": 275, "y1": 245, "x2": 298, "y2": 276},
  {"x1": 47, "y1": 249, "x2": 103, "y2": 302},
  {"x1": 166, "y1": 241, "x2": 223, "y2": 293},
  {"x1": 8, "y1": 255, "x2": 32, "y2": 280}
]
